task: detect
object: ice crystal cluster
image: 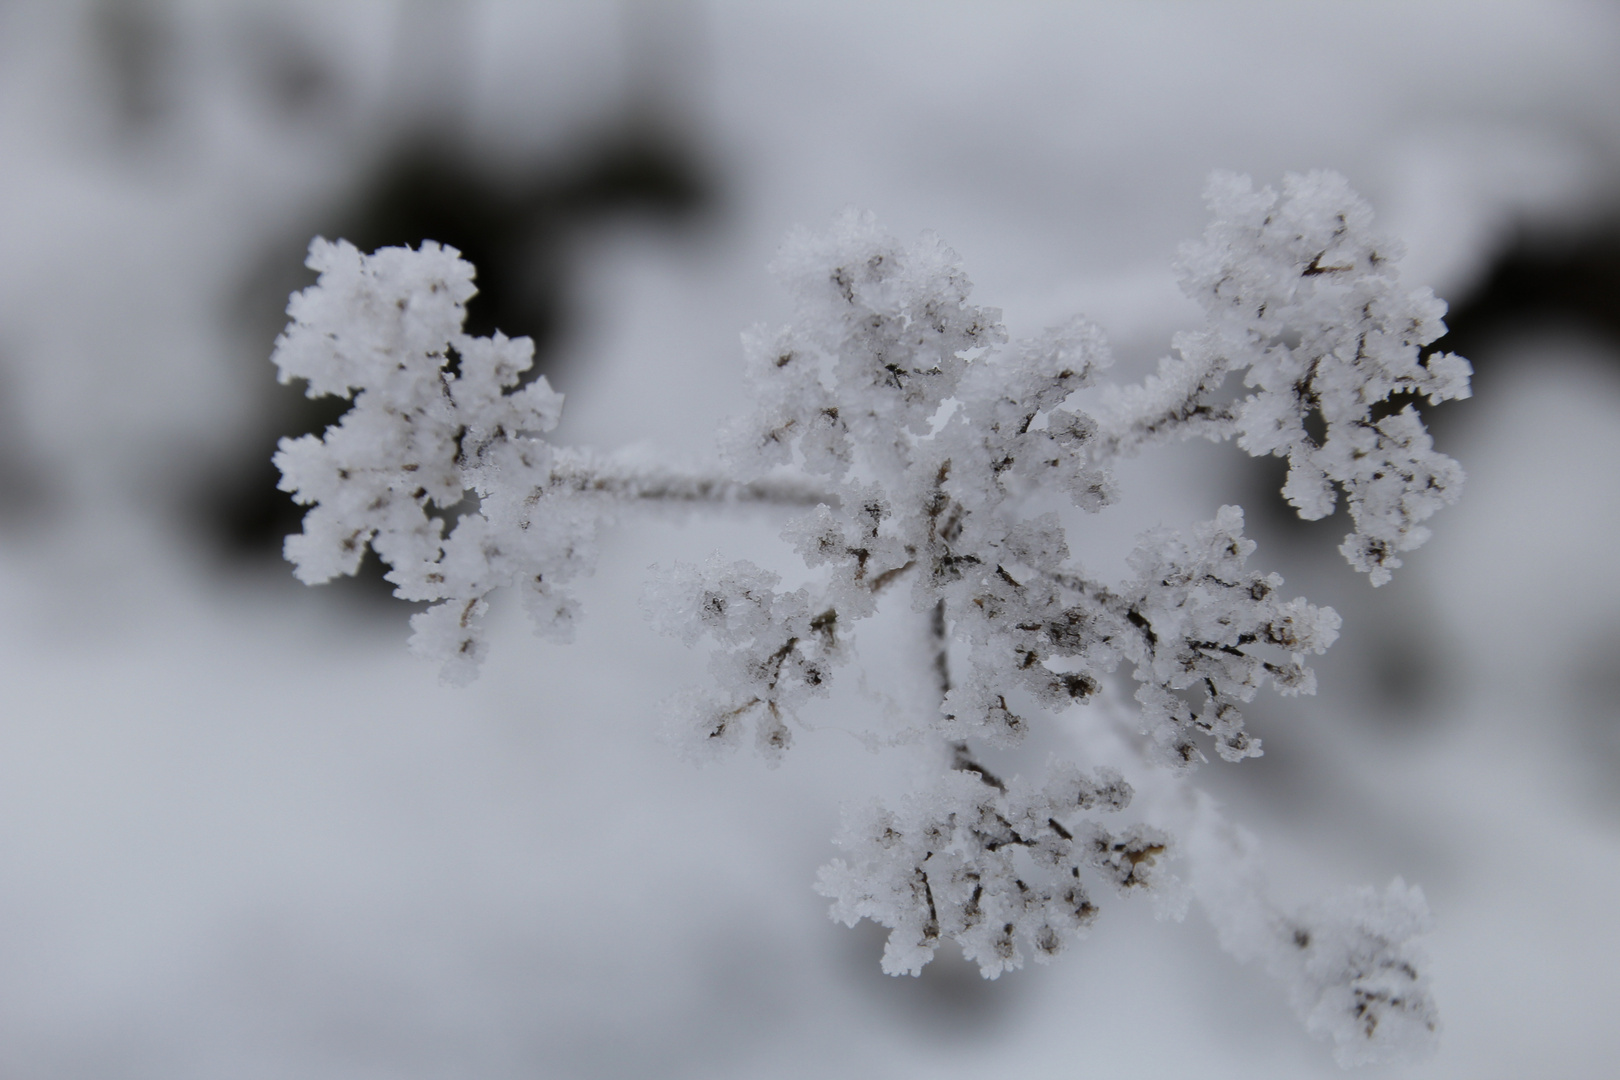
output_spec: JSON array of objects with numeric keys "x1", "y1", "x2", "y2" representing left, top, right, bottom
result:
[{"x1": 274, "y1": 172, "x2": 1465, "y2": 1066}]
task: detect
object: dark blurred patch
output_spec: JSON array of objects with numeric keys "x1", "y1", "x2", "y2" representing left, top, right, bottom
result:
[
  {"x1": 231, "y1": 10, "x2": 344, "y2": 123},
  {"x1": 94, "y1": 0, "x2": 178, "y2": 134},
  {"x1": 1570, "y1": 631, "x2": 1620, "y2": 801},
  {"x1": 196, "y1": 119, "x2": 715, "y2": 599},
  {"x1": 1435, "y1": 216, "x2": 1620, "y2": 390},
  {"x1": 841, "y1": 920, "x2": 1025, "y2": 1039},
  {"x1": 0, "y1": 351, "x2": 49, "y2": 526},
  {"x1": 1358, "y1": 623, "x2": 1444, "y2": 728},
  {"x1": 98, "y1": 1, "x2": 349, "y2": 142}
]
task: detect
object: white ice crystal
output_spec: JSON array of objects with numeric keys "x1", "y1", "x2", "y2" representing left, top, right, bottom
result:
[{"x1": 274, "y1": 173, "x2": 1462, "y2": 1066}]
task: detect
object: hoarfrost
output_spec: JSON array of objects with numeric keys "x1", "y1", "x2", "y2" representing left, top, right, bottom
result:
[{"x1": 275, "y1": 173, "x2": 1462, "y2": 1065}]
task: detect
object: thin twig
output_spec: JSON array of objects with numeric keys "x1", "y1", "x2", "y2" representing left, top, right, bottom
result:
[{"x1": 543, "y1": 449, "x2": 836, "y2": 507}]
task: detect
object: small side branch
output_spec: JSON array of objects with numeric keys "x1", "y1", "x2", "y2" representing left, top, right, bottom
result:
[{"x1": 545, "y1": 450, "x2": 837, "y2": 508}]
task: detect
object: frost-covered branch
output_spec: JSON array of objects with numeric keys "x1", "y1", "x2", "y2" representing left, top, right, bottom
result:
[
  {"x1": 1187, "y1": 793, "x2": 1439, "y2": 1067},
  {"x1": 818, "y1": 764, "x2": 1150, "y2": 978},
  {"x1": 1098, "y1": 172, "x2": 1470, "y2": 583},
  {"x1": 273, "y1": 171, "x2": 1462, "y2": 1066},
  {"x1": 272, "y1": 239, "x2": 834, "y2": 685}
]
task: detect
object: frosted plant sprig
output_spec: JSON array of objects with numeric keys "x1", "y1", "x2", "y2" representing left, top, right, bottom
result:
[
  {"x1": 274, "y1": 171, "x2": 1463, "y2": 1067},
  {"x1": 274, "y1": 238, "x2": 831, "y2": 684},
  {"x1": 1188, "y1": 793, "x2": 1439, "y2": 1067},
  {"x1": 675, "y1": 205, "x2": 1344, "y2": 774},
  {"x1": 1100, "y1": 171, "x2": 1471, "y2": 583},
  {"x1": 817, "y1": 763, "x2": 1149, "y2": 978}
]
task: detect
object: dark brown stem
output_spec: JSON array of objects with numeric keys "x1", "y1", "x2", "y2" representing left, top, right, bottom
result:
[
  {"x1": 542, "y1": 450, "x2": 836, "y2": 508},
  {"x1": 930, "y1": 598, "x2": 951, "y2": 700},
  {"x1": 952, "y1": 741, "x2": 1006, "y2": 792},
  {"x1": 933, "y1": 595, "x2": 1009, "y2": 792}
]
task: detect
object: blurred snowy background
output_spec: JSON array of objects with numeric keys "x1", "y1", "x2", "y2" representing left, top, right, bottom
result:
[{"x1": 0, "y1": 2, "x2": 1617, "y2": 1076}]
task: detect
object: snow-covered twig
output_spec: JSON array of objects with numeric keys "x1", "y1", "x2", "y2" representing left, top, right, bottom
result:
[{"x1": 273, "y1": 172, "x2": 1464, "y2": 1065}]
